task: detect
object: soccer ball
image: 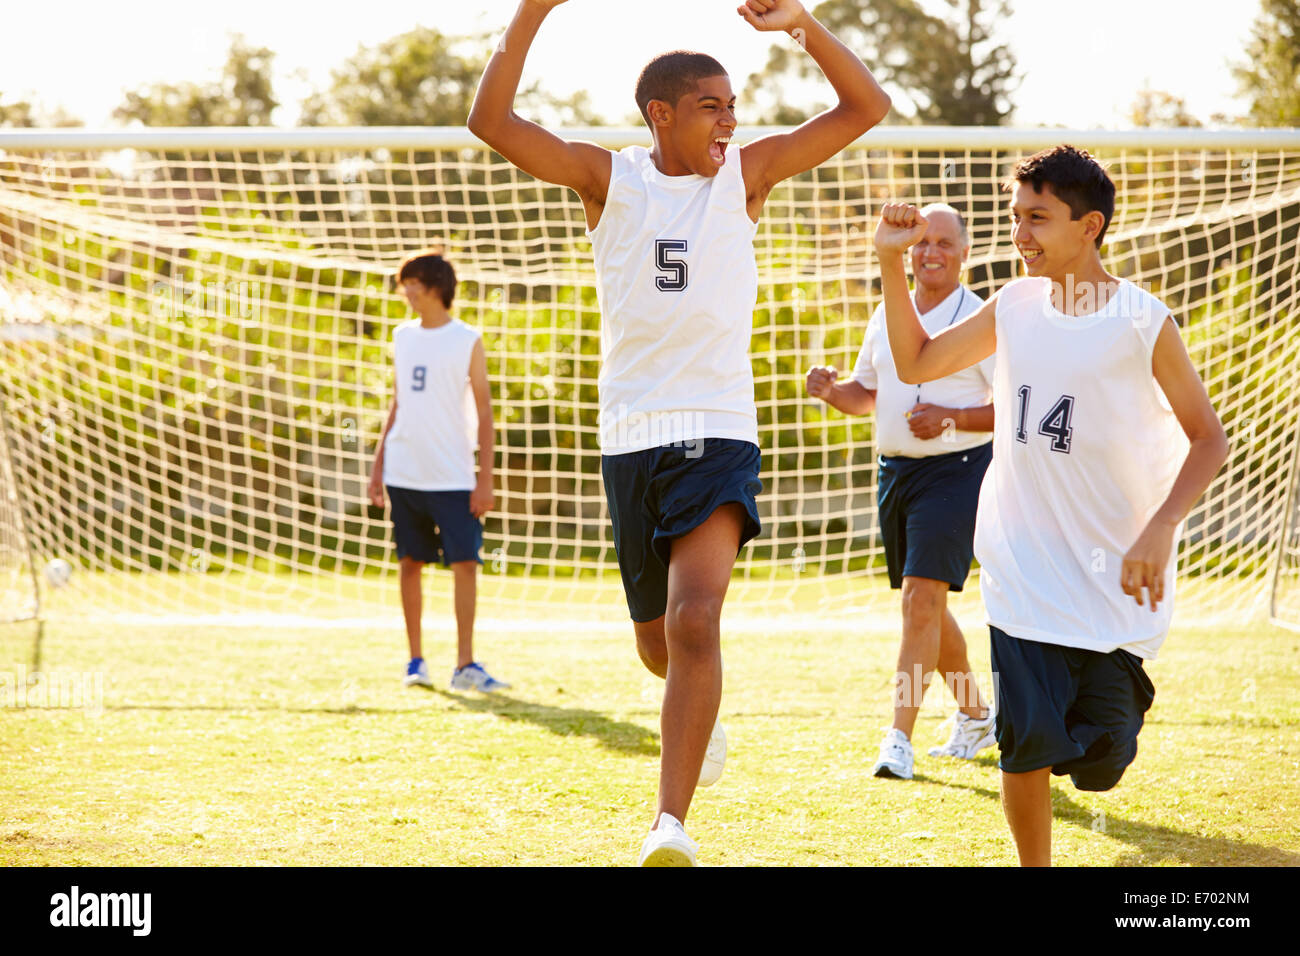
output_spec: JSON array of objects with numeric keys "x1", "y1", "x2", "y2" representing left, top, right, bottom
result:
[{"x1": 45, "y1": 559, "x2": 73, "y2": 588}]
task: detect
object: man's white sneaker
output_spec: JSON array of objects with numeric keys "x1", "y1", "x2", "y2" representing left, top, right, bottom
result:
[
  {"x1": 698, "y1": 719, "x2": 726, "y2": 787},
  {"x1": 637, "y1": 813, "x2": 698, "y2": 867},
  {"x1": 872, "y1": 728, "x2": 914, "y2": 780},
  {"x1": 928, "y1": 710, "x2": 997, "y2": 760}
]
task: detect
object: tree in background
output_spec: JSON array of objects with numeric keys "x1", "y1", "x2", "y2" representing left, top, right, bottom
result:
[
  {"x1": 1129, "y1": 88, "x2": 1202, "y2": 128},
  {"x1": 1231, "y1": 0, "x2": 1300, "y2": 126},
  {"x1": 0, "y1": 93, "x2": 80, "y2": 128},
  {"x1": 745, "y1": 0, "x2": 1018, "y2": 125},
  {"x1": 301, "y1": 26, "x2": 603, "y2": 127},
  {"x1": 1, "y1": 95, "x2": 38, "y2": 128},
  {"x1": 114, "y1": 35, "x2": 278, "y2": 127}
]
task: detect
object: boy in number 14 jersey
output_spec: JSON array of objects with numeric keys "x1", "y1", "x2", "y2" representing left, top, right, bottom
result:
[{"x1": 875, "y1": 146, "x2": 1228, "y2": 866}]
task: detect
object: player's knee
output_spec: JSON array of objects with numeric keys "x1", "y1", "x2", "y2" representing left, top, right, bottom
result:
[
  {"x1": 901, "y1": 578, "x2": 946, "y2": 625},
  {"x1": 665, "y1": 593, "x2": 723, "y2": 647},
  {"x1": 1072, "y1": 741, "x2": 1136, "y2": 792},
  {"x1": 636, "y1": 637, "x2": 668, "y2": 676},
  {"x1": 1071, "y1": 766, "x2": 1125, "y2": 792}
]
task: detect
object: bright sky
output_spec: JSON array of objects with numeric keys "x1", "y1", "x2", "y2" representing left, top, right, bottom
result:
[{"x1": 1, "y1": 0, "x2": 1256, "y2": 128}]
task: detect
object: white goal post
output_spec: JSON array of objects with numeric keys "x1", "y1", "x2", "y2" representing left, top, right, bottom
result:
[{"x1": 1, "y1": 126, "x2": 1298, "y2": 625}]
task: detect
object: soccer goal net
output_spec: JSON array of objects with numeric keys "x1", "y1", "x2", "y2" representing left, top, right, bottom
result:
[
  {"x1": 1, "y1": 127, "x2": 1298, "y2": 626},
  {"x1": 0, "y1": 403, "x2": 38, "y2": 626}
]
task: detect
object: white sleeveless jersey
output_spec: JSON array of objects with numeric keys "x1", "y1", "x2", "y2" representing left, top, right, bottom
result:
[
  {"x1": 587, "y1": 145, "x2": 759, "y2": 454},
  {"x1": 382, "y1": 318, "x2": 480, "y2": 491},
  {"x1": 974, "y1": 277, "x2": 1188, "y2": 658}
]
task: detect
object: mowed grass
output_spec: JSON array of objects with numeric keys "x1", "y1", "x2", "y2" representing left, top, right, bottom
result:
[{"x1": 1, "y1": 601, "x2": 1298, "y2": 867}]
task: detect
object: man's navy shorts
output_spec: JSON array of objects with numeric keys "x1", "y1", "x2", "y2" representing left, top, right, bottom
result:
[
  {"x1": 601, "y1": 438, "x2": 762, "y2": 623},
  {"x1": 386, "y1": 486, "x2": 483, "y2": 566},
  {"x1": 877, "y1": 442, "x2": 991, "y2": 591},
  {"x1": 990, "y1": 626, "x2": 1155, "y2": 791}
]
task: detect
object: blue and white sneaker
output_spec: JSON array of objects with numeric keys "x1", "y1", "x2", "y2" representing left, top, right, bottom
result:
[
  {"x1": 403, "y1": 658, "x2": 433, "y2": 688},
  {"x1": 450, "y1": 662, "x2": 510, "y2": 693}
]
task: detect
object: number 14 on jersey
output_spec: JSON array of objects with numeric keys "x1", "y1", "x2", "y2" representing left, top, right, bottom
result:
[{"x1": 1015, "y1": 385, "x2": 1075, "y2": 453}]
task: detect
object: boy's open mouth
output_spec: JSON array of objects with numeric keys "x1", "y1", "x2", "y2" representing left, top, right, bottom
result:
[{"x1": 710, "y1": 136, "x2": 731, "y2": 164}]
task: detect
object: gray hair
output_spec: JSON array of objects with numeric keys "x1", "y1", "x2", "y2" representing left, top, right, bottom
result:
[{"x1": 919, "y1": 202, "x2": 969, "y2": 247}]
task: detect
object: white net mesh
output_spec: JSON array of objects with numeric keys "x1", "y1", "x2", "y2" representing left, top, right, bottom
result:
[
  {"x1": 0, "y1": 401, "x2": 38, "y2": 624},
  {"x1": 1273, "y1": 439, "x2": 1300, "y2": 631},
  {"x1": 1, "y1": 128, "x2": 1298, "y2": 624}
]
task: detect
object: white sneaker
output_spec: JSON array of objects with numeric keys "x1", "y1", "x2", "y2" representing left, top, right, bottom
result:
[
  {"x1": 402, "y1": 658, "x2": 432, "y2": 688},
  {"x1": 698, "y1": 719, "x2": 726, "y2": 787},
  {"x1": 872, "y1": 728, "x2": 914, "y2": 780},
  {"x1": 928, "y1": 710, "x2": 997, "y2": 760},
  {"x1": 637, "y1": 813, "x2": 698, "y2": 867},
  {"x1": 449, "y1": 662, "x2": 510, "y2": 693}
]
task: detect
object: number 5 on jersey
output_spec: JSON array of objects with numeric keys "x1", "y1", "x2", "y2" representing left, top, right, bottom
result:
[{"x1": 655, "y1": 239, "x2": 688, "y2": 292}]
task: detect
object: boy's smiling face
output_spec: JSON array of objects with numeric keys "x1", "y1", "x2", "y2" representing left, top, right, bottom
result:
[
  {"x1": 651, "y1": 74, "x2": 737, "y2": 177},
  {"x1": 1009, "y1": 181, "x2": 1104, "y2": 279}
]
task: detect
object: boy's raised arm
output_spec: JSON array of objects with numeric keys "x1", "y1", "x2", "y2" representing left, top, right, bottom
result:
[
  {"x1": 467, "y1": 0, "x2": 611, "y2": 220},
  {"x1": 875, "y1": 203, "x2": 996, "y2": 384},
  {"x1": 738, "y1": 0, "x2": 891, "y2": 201}
]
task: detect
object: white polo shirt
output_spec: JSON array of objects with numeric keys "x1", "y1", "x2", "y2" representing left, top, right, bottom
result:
[{"x1": 851, "y1": 285, "x2": 995, "y2": 458}]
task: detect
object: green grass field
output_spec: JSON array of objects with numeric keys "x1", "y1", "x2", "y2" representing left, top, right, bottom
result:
[{"x1": 2, "y1": 588, "x2": 1298, "y2": 867}]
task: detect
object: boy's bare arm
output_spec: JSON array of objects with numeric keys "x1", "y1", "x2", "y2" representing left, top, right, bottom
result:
[
  {"x1": 738, "y1": 0, "x2": 890, "y2": 211},
  {"x1": 1121, "y1": 318, "x2": 1229, "y2": 611},
  {"x1": 875, "y1": 203, "x2": 996, "y2": 384},
  {"x1": 368, "y1": 395, "x2": 398, "y2": 507},
  {"x1": 468, "y1": 340, "x2": 496, "y2": 519},
  {"x1": 467, "y1": 0, "x2": 612, "y2": 226}
]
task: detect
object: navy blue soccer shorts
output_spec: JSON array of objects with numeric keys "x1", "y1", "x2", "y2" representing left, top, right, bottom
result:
[
  {"x1": 386, "y1": 486, "x2": 483, "y2": 567},
  {"x1": 876, "y1": 442, "x2": 991, "y2": 591},
  {"x1": 990, "y1": 626, "x2": 1156, "y2": 791},
  {"x1": 601, "y1": 438, "x2": 762, "y2": 623}
]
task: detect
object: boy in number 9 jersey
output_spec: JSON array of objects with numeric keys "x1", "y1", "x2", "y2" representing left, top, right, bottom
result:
[
  {"x1": 875, "y1": 146, "x2": 1228, "y2": 866},
  {"x1": 368, "y1": 252, "x2": 508, "y2": 696}
]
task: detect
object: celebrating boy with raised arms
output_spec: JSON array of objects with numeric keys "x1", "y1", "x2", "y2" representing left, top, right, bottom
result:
[{"x1": 469, "y1": 0, "x2": 890, "y2": 865}]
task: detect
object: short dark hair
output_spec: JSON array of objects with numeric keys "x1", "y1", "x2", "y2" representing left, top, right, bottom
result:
[
  {"x1": 635, "y1": 51, "x2": 728, "y2": 124},
  {"x1": 1005, "y1": 145, "x2": 1116, "y2": 248},
  {"x1": 396, "y1": 251, "x2": 456, "y2": 307}
]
